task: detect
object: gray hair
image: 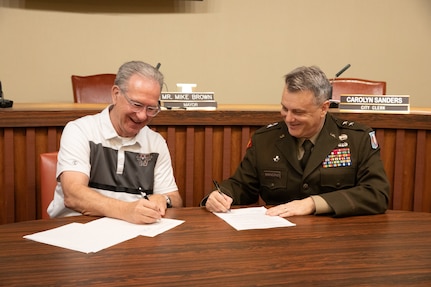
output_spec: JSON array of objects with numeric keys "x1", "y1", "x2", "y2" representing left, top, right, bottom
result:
[
  {"x1": 114, "y1": 61, "x2": 164, "y2": 93},
  {"x1": 284, "y1": 66, "x2": 331, "y2": 105}
]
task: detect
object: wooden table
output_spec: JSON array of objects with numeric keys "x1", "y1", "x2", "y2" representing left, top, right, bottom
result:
[{"x1": 1, "y1": 208, "x2": 430, "y2": 286}]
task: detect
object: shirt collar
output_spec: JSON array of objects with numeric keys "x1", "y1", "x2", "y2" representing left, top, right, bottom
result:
[{"x1": 100, "y1": 105, "x2": 143, "y2": 147}]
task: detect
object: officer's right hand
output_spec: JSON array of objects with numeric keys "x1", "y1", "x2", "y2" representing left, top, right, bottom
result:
[{"x1": 205, "y1": 190, "x2": 233, "y2": 213}]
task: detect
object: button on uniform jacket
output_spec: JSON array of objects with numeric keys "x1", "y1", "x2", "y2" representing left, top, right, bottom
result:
[{"x1": 217, "y1": 113, "x2": 389, "y2": 217}]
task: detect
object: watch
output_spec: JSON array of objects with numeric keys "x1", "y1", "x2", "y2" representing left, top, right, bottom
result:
[{"x1": 164, "y1": 194, "x2": 172, "y2": 208}]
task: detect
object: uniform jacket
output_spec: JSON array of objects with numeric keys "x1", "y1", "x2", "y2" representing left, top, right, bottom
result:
[{"x1": 217, "y1": 113, "x2": 389, "y2": 217}]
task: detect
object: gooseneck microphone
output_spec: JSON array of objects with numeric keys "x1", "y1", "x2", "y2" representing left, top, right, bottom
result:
[
  {"x1": 329, "y1": 64, "x2": 351, "y2": 108},
  {"x1": 335, "y1": 64, "x2": 351, "y2": 78},
  {"x1": 0, "y1": 81, "x2": 14, "y2": 108}
]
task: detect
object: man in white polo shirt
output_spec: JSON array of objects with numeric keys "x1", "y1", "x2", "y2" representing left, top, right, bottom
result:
[{"x1": 48, "y1": 61, "x2": 182, "y2": 224}]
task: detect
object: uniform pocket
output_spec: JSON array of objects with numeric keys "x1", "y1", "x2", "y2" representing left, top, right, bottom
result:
[
  {"x1": 320, "y1": 167, "x2": 356, "y2": 190},
  {"x1": 261, "y1": 169, "x2": 287, "y2": 189}
]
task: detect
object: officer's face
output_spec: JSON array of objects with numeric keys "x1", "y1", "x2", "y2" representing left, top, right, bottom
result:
[{"x1": 280, "y1": 87, "x2": 329, "y2": 139}]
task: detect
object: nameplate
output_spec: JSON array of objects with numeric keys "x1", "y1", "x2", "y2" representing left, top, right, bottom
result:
[
  {"x1": 338, "y1": 95, "x2": 410, "y2": 113},
  {"x1": 160, "y1": 100, "x2": 217, "y2": 110},
  {"x1": 160, "y1": 92, "x2": 215, "y2": 101}
]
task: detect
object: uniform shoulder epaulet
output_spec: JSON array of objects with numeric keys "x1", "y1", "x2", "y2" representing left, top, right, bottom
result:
[
  {"x1": 254, "y1": 122, "x2": 282, "y2": 134},
  {"x1": 335, "y1": 117, "x2": 370, "y2": 132}
]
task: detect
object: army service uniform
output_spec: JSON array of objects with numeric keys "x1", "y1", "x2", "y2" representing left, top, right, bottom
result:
[{"x1": 215, "y1": 113, "x2": 389, "y2": 217}]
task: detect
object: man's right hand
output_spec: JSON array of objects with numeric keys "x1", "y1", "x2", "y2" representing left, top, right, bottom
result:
[
  {"x1": 205, "y1": 190, "x2": 233, "y2": 213},
  {"x1": 126, "y1": 199, "x2": 162, "y2": 224}
]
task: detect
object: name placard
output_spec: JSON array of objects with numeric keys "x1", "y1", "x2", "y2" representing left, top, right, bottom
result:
[
  {"x1": 161, "y1": 92, "x2": 215, "y2": 101},
  {"x1": 338, "y1": 95, "x2": 410, "y2": 113}
]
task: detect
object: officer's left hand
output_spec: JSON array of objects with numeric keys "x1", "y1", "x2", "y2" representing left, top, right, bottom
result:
[{"x1": 266, "y1": 197, "x2": 316, "y2": 217}]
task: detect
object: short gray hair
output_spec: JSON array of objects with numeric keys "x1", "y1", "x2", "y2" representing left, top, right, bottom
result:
[
  {"x1": 114, "y1": 61, "x2": 164, "y2": 93},
  {"x1": 284, "y1": 66, "x2": 331, "y2": 105}
]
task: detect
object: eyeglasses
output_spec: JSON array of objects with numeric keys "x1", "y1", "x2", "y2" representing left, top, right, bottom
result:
[{"x1": 121, "y1": 91, "x2": 161, "y2": 117}]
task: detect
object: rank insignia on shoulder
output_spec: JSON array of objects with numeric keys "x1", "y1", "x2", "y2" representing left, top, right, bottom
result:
[
  {"x1": 266, "y1": 122, "x2": 279, "y2": 128},
  {"x1": 341, "y1": 120, "x2": 355, "y2": 126},
  {"x1": 369, "y1": 131, "x2": 379, "y2": 149}
]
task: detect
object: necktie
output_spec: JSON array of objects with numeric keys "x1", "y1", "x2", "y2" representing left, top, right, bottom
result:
[{"x1": 301, "y1": 140, "x2": 313, "y2": 169}]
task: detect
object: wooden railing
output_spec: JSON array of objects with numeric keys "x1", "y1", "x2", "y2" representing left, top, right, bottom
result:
[{"x1": 1, "y1": 103, "x2": 430, "y2": 223}]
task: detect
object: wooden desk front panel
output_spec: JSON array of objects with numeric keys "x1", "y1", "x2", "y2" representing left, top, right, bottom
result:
[{"x1": 1, "y1": 105, "x2": 431, "y2": 223}]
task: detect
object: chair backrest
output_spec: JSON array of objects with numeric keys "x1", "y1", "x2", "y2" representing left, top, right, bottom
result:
[
  {"x1": 40, "y1": 152, "x2": 58, "y2": 219},
  {"x1": 330, "y1": 78, "x2": 386, "y2": 101},
  {"x1": 71, "y1": 74, "x2": 116, "y2": 103}
]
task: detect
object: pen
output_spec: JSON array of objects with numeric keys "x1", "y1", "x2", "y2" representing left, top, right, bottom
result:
[
  {"x1": 212, "y1": 179, "x2": 231, "y2": 212},
  {"x1": 140, "y1": 191, "x2": 161, "y2": 222},
  {"x1": 140, "y1": 191, "x2": 149, "y2": 200},
  {"x1": 212, "y1": 179, "x2": 223, "y2": 196}
]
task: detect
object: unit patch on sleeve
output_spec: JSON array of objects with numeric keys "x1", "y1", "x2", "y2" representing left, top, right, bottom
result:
[{"x1": 369, "y1": 131, "x2": 379, "y2": 149}]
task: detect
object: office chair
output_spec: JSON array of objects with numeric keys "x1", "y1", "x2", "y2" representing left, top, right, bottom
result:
[
  {"x1": 330, "y1": 78, "x2": 387, "y2": 101},
  {"x1": 71, "y1": 73, "x2": 116, "y2": 103},
  {"x1": 40, "y1": 152, "x2": 58, "y2": 219}
]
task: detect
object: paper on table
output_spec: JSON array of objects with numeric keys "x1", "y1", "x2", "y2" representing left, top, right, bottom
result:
[
  {"x1": 85, "y1": 217, "x2": 185, "y2": 238},
  {"x1": 213, "y1": 206, "x2": 296, "y2": 230},
  {"x1": 24, "y1": 217, "x2": 184, "y2": 253}
]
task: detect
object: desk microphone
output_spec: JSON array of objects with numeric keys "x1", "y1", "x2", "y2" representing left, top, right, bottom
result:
[
  {"x1": 0, "y1": 81, "x2": 14, "y2": 108},
  {"x1": 329, "y1": 64, "x2": 351, "y2": 108},
  {"x1": 335, "y1": 64, "x2": 351, "y2": 78}
]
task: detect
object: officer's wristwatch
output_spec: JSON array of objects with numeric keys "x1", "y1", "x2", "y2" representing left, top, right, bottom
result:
[{"x1": 164, "y1": 194, "x2": 172, "y2": 208}]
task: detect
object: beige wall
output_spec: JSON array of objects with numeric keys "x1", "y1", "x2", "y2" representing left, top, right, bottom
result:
[{"x1": 1, "y1": 0, "x2": 430, "y2": 107}]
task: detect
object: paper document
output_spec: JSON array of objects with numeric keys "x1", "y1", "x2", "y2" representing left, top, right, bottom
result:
[
  {"x1": 24, "y1": 217, "x2": 184, "y2": 253},
  {"x1": 213, "y1": 206, "x2": 296, "y2": 230}
]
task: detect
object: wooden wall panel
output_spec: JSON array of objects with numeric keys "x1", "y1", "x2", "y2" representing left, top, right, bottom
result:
[
  {"x1": 1, "y1": 104, "x2": 431, "y2": 223},
  {"x1": 1, "y1": 128, "x2": 15, "y2": 223}
]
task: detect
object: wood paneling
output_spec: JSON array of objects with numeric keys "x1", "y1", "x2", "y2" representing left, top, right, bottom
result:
[{"x1": 1, "y1": 104, "x2": 431, "y2": 223}]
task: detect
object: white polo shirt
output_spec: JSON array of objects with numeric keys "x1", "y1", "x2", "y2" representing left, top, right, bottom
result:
[{"x1": 48, "y1": 106, "x2": 178, "y2": 217}]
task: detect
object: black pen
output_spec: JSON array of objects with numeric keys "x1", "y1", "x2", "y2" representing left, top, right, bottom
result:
[
  {"x1": 212, "y1": 179, "x2": 223, "y2": 196},
  {"x1": 140, "y1": 191, "x2": 149, "y2": 200},
  {"x1": 140, "y1": 191, "x2": 161, "y2": 222},
  {"x1": 212, "y1": 179, "x2": 231, "y2": 212}
]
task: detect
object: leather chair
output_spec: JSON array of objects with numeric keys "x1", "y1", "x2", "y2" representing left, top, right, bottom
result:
[
  {"x1": 40, "y1": 152, "x2": 58, "y2": 219},
  {"x1": 330, "y1": 78, "x2": 386, "y2": 101},
  {"x1": 71, "y1": 74, "x2": 116, "y2": 103}
]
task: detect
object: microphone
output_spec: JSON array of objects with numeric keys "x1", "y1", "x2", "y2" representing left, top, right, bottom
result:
[
  {"x1": 155, "y1": 63, "x2": 161, "y2": 70},
  {"x1": 329, "y1": 64, "x2": 351, "y2": 108},
  {"x1": 0, "y1": 81, "x2": 14, "y2": 108},
  {"x1": 335, "y1": 64, "x2": 351, "y2": 78}
]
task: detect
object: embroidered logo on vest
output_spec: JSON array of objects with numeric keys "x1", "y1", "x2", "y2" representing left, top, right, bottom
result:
[{"x1": 136, "y1": 153, "x2": 153, "y2": 167}]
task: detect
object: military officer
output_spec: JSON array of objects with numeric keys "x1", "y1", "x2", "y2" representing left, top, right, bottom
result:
[{"x1": 202, "y1": 66, "x2": 389, "y2": 217}]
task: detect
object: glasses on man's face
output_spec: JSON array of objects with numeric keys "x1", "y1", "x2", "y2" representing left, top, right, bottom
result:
[{"x1": 121, "y1": 91, "x2": 161, "y2": 117}]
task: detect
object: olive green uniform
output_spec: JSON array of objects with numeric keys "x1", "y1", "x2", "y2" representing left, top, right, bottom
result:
[{"x1": 212, "y1": 113, "x2": 389, "y2": 217}]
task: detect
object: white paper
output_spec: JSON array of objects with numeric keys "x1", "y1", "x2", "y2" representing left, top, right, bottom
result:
[
  {"x1": 24, "y1": 217, "x2": 184, "y2": 253},
  {"x1": 213, "y1": 206, "x2": 296, "y2": 230}
]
